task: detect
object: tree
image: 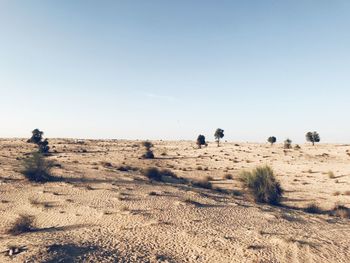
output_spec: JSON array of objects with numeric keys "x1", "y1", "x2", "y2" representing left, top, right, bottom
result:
[
  {"x1": 267, "y1": 136, "x2": 277, "y2": 146},
  {"x1": 196, "y1": 135, "x2": 207, "y2": 149},
  {"x1": 306, "y1": 131, "x2": 320, "y2": 146},
  {"x1": 284, "y1": 138, "x2": 292, "y2": 149},
  {"x1": 214, "y1": 128, "x2": 224, "y2": 147}
]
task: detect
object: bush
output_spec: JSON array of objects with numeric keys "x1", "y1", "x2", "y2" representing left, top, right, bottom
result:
[
  {"x1": 192, "y1": 180, "x2": 213, "y2": 189},
  {"x1": 224, "y1": 174, "x2": 233, "y2": 180},
  {"x1": 239, "y1": 166, "x2": 283, "y2": 205},
  {"x1": 27, "y1": 129, "x2": 50, "y2": 153},
  {"x1": 142, "y1": 150, "x2": 154, "y2": 159},
  {"x1": 284, "y1": 138, "x2": 292, "y2": 149},
  {"x1": 142, "y1": 167, "x2": 177, "y2": 181},
  {"x1": 196, "y1": 135, "x2": 207, "y2": 148},
  {"x1": 328, "y1": 171, "x2": 335, "y2": 179},
  {"x1": 22, "y1": 152, "x2": 57, "y2": 182},
  {"x1": 267, "y1": 136, "x2": 276, "y2": 146},
  {"x1": 142, "y1": 141, "x2": 154, "y2": 159},
  {"x1": 27, "y1": 129, "x2": 43, "y2": 144},
  {"x1": 332, "y1": 205, "x2": 350, "y2": 219},
  {"x1": 7, "y1": 215, "x2": 35, "y2": 235},
  {"x1": 142, "y1": 141, "x2": 153, "y2": 150},
  {"x1": 304, "y1": 203, "x2": 323, "y2": 214}
]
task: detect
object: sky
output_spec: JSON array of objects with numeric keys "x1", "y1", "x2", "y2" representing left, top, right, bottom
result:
[{"x1": 1, "y1": 0, "x2": 350, "y2": 143}]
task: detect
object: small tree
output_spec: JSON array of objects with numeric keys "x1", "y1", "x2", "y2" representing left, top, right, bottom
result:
[
  {"x1": 196, "y1": 135, "x2": 207, "y2": 149},
  {"x1": 267, "y1": 136, "x2": 277, "y2": 146},
  {"x1": 214, "y1": 128, "x2": 224, "y2": 147},
  {"x1": 284, "y1": 138, "x2": 292, "y2": 149},
  {"x1": 306, "y1": 131, "x2": 320, "y2": 146}
]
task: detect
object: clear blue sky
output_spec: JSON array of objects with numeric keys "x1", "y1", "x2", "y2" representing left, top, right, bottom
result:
[{"x1": 1, "y1": 1, "x2": 349, "y2": 142}]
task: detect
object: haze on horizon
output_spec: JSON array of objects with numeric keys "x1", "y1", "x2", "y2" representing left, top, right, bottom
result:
[{"x1": 1, "y1": 1, "x2": 350, "y2": 143}]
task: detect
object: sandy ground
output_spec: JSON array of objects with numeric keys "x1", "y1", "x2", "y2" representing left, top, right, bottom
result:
[{"x1": 0, "y1": 139, "x2": 349, "y2": 262}]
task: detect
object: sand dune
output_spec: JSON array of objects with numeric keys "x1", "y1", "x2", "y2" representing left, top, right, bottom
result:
[{"x1": 0, "y1": 139, "x2": 349, "y2": 262}]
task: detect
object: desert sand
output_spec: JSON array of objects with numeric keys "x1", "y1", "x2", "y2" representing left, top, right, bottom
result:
[{"x1": 0, "y1": 139, "x2": 349, "y2": 262}]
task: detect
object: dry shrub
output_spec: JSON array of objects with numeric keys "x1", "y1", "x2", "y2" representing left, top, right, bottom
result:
[
  {"x1": 332, "y1": 205, "x2": 350, "y2": 219},
  {"x1": 224, "y1": 174, "x2": 233, "y2": 180},
  {"x1": 304, "y1": 203, "x2": 323, "y2": 214},
  {"x1": 192, "y1": 180, "x2": 213, "y2": 189},
  {"x1": 7, "y1": 215, "x2": 35, "y2": 235},
  {"x1": 142, "y1": 167, "x2": 177, "y2": 181},
  {"x1": 239, "y1": 166, "x2": 283, "y2": 205},
  {"x1": 22, "y1": 152, "x2": 57, "y2": 182},
  {"x1": 328, "y1": 171, "x2": 335, "y2": 179}
]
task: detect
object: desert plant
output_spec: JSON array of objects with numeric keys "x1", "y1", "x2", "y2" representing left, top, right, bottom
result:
[
  {"x1": 27, "y1": 129, "x2": 43, "y2": 144},
  {"x1": 142, "y1": 167, "x2": 177, "y2": 181},
  {"x1": 267, "y1": 136, "x2": 276, "y2": 146},
  {"x1": 214, "y1": 128, "x2": 224, "y2": 147},
  {"x1": 332, "y1": 204, "x2": 350, "y2": 219},
  {"x1": 38, "y1": 139, "x2": 50, "y2": 154},
  {"x1": 306, "y1": 131, "x2": 320, "y2": 146},
  {"x1": 239, "y1": 166, "x2": 283, "y2": 205},
  {"x1": 224, "y1": 174, "x2": 233, "y2": 180},
  {"x1": 192, "y1": 179, "x2": 213, "y2": 189},
  {"x1": 328, "y1": 171, "x2": 335, "y2": 179},
  {"x1": 196, "y1": 135, "x2": 207, "y2": 149},
  {"x1": 22, "y1": 152, "x2": 56, "y2": 182},
  {"x1": 304, "y1": 203, "x2": 323, "y2": 214},
  {"x1": 141, "y1": 141, "x2": 154, "y2": 159},
  {"x1": 7, "y1": 215, "x2": 35, "y2": 235},
  {"x1": 294, "y1": 144, "x2": 301, "y2": 150},
  {"x1": 27, "y1": 129, "x2": 50, "y2": 154},
  {"x1": 284, "y1": 138, "x2": 292, "y2": 149}
]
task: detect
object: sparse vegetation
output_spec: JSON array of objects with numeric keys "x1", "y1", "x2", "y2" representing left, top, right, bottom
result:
[
  {"x1": 306, "y1": 131, "x2": 320, "y2": 146},
  {"x1": 7, "y1": 215, "x2": 35, "y2": 235},
  {"x1": 328, "y1": 171, "x2": 335, "y2": 179},
  {"x1": 27, "y1": 129, "x2": 50, "y2": 154},
  {"x1": 142, "y1": 141, "x2": 155, "y2": 159},
  {"x1": 142, "y1": 167, "x2": 177, "y2": 181},
  {"x1": 239, "y1": 166, "x2": 283, "y2": 205},
  {"x1": 224, "y1": 174, "x2": 233, "y2": 180},
  {"x1": 214, "y1": 128, "x2": 224, "y2": 147},
  {"x1": 304, "y1": 203, "x2": 323, "y2": 214},
  {"x1": 332, "y1": 204, "x2": 350, "y2": 219},
  {"x1": 192, "y1": 179, "x2": 213, "y2": 189},
  {"x1": 284, "y1": 138, "x2": 292, "y2": 149},
  {"x1": 22, "y1": 152, "x2": 57, "y2": 182},
  {"x1": 267, "y1": 136, "x2": 276, "y2": 146},
  {"x1": 196, "y1": 135, "x2": 207, "y2": 149}
]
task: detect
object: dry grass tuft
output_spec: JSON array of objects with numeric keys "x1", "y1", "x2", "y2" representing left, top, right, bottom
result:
[
  {"x1": 239, "y1": 166, "x2": 283, "y2": 205},
  {"x1": 328, "y1": 171, "x2": 335, "y2": 179}
]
